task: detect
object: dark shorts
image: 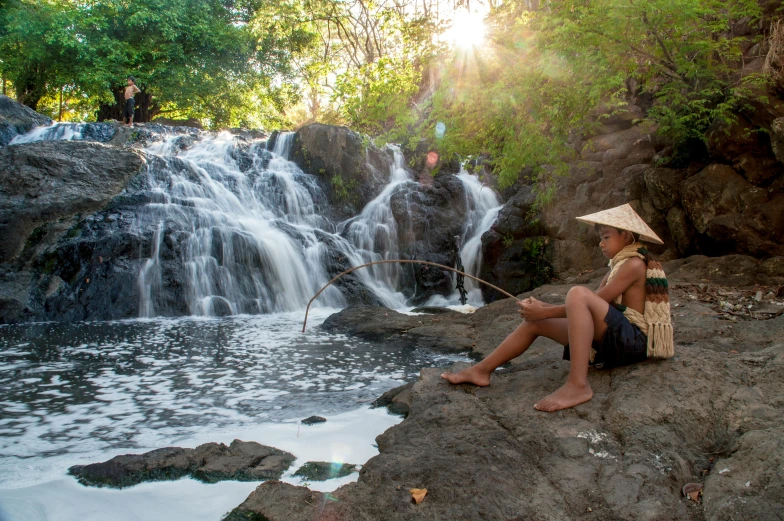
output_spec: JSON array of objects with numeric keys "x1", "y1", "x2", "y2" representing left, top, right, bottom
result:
[
  {"x1": 563, "y1": 305, "x2": 648, "y2": 368},
  {"x1": 123, "y1": 98, "x2": 135, "y2": 119}
]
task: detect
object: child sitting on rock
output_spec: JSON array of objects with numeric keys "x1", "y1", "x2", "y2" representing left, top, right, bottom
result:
[{"x1": 442, "y1": 203, "x2": 674, "y2": 412}]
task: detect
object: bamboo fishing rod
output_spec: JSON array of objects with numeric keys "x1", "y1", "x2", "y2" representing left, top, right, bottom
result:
[{"x1": 301, "y1": 259, "x2": 521, "y2": 332}]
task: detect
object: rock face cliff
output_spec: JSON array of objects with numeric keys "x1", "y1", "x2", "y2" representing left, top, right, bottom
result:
[{"x1": 478, "y1": 105, "x2": 784, "y2": 302}]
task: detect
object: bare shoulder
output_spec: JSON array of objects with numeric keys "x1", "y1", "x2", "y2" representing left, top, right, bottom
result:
[{"x1": 618, "y1": 257, "x2": 646, "y2": 279}]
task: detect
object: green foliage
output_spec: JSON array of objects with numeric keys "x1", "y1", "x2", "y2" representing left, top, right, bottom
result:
[
  {"x1": 0, "y1": 0, "x2": 317, "y2": 126},
  {"x1": 330, "y1": 174, "x2": 358, "y2": 204}
]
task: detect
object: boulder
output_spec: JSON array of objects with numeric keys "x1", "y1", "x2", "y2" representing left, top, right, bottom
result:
[
  {"x1": 769, "y1": 116, "x2": 784, "y2": 163},
  {"x1": 0, "y1": 141, "x2": 144, "y2": 263},
  {"x1": 290, "y1": 123, "x2": 394, "y2": 220},
  {"x1": 681, "y1": 164, "x2": 783, "y2": 257},
  {"x1": 68, "y1": 439, "x2": 295, "y2": 488},
  {"x1": 0, "y1": 95, "x2": 52, "y2": 146},
  {"x1": 643, "y1": 167, "x2": 688, "y2": 211},
  {"x1": 477, "y1": 185, "x2": 553, "y2": 302},
  {"x1": 388, "y1": 174, "x2": 469, "y2": 304}
]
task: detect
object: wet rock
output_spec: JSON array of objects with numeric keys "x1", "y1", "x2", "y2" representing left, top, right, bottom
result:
[
  {"x1": 372, "y1": 381, "x2": 413, "y2": 417},
  {"x1": 0, "y1": 141, "x2": 147, "y2": 323},
  {"x1": 225, "y1": 481, "x2": 325, "y2": 521},
  {"x1": 0, "y1": 95, "x2": 52, "y2": 146},
  {"x1": 301, "y1": 416, "x2": 327, "y2": 425},
  {"x1": 389, "y1": 174, "x2": 469, "y2": 304},
  {"x1": 320, "y1": 306, "x2": 474, "y2": 353},
  {"x1": 68, "y1": 439, "x2": 295, "y2": 488},
  {"x1": 293, "y1": 461, "x2": 358, "y2": 481}
]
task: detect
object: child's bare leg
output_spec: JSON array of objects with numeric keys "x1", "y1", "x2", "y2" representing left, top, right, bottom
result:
[
  {"x1": 534, "y1": 286, "x2": 609, "y2": 412},
  {"x1": 442, "y1": 318, "x2": 569, "y2": 386}
]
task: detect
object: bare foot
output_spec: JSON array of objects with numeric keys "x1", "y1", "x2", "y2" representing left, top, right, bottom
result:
[
  {"x1": 534, "y1": 382, "x2": 593, "y2": 412},
  {"x1": 441, "y1": 365, "x2": 492, "y2": 387}
]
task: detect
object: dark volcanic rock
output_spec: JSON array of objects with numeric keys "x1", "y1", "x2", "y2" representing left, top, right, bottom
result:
[
  {"x1": 320, "y1": 305, "x2": 475, "y2": 353},
  {"x1": 228, "y1": 266, "x2": 784, "y2": 521},
  {"x1": 292, "y1": 461, "x2": 358, "y2": 481},
  {"x1": 0, "y1": 95, "x2": 52, "y2": 146},
  {"x1": 389, "y1": 173, "x2": 469, "y2": 304},
  {"x1": 290, "y1": 123, "x2": 393, "y2": 220},
  {"x1": 0, "y1": 141, "x2": 144, "y2": 262},
  {"x1": 68, "y1": 439, "x2": 295, "y2": 488},
  {"x1": 301, "y1": 416, "x2": 327, "y2": 425},
  {"x1": 478, "y1": 185, "x2": 551, "y2": 302},
  {"x1": 0, "y1": 141, "x2": 147, "y2": 323}
]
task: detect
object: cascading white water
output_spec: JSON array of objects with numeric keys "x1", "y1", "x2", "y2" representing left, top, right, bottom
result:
[
  {"x1": 337, "y1": 150, "x2": 412, "y2": 308},
  {"x1": 421, "y1": 167, "x2": 502, "y2": 307},
  {"x1": 456, "y1": 169, "x2": 502, "y2": 303},
  {"x1": 138, "y1": 131, "x2": 349, "y2": 316},
  {"x1": 12, "y1": 122, "x2": 503, "y2": 315},
  {"x1": 9, "y1": 123, "x2": 87, "y2": 144}
]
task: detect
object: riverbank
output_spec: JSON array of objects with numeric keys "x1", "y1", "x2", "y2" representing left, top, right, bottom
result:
[{"x1": 229, "y1": 255, "x2": 784, "y2": 520}]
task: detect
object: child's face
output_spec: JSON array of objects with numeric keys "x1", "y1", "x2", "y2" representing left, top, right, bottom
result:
[
  {"x1": 597, "y1": 226, "x2": 630, "y2": 259},
  {"x1": 127, "y1": 79, "x2": 134, "y2": 86}
]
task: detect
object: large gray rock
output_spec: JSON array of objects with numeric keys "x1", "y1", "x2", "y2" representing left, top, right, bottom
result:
[
  {"x1": 0, "y1": 95, "x2": 52, "y2": 146},
  {"x1": 232, "y1": 265, "x2": 784, "y2": 520},
  {"x1": 232, "y1": 291, "x2": 784, "y2": 520},
  {"x1": 0, "y1": 141, "x2": 144, "y2": 262},
  {"x1": 681, "y1": 164, "x2": 784, "y2": 257},
  {"x1": 389, "y1": 173, "x2": 469, "y2": 304},
  {"x1": 69, "y1": 439, "x2": 295, "y2": 488},
  {"x1": 290, "y1": 123, "x2": 394, "y2": 220},
  {"x1": 0, "y1": 141, "x2": 147, "y2": 324}
]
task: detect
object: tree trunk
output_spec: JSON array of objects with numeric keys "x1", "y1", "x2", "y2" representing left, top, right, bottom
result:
[
  {"x1": 1, "y1": 71, "x2": 5, "y2": 96},
  {"x1": 15, "y1": 64, "x2": 48, "y2": 111},
  {"x1": 58, "y1": 86, "x2": 63, "y2": 122},
  {"x1": 97, "y1": 87, "x2": 159, "y2": 123}
]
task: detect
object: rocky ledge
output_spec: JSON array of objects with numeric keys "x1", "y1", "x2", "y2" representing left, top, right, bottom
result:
[
  {"x1": 230, "y1": 256, "x2": 784, "y2": 520},
  {"x1": 68, "y1": 439, "x2": 295, "y2": 488}
]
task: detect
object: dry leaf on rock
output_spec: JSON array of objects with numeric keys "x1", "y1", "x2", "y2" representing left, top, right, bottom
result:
[
  {"x1": 682, "y1": 483, "x2": 703, "y2": 502},
  {"x1": 410, "y1": 488, "x2": 427, "y2": 504}
]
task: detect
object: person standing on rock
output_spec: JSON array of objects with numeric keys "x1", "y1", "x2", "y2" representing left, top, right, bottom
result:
[
  {"x1": 123, "y1": 76, "x2": 141, "y2": 126},
  {"x1": 442, "y1": 204, "x2": 674, "y2": 412}
]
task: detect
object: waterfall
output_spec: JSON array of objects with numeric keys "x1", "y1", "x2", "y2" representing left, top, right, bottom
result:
[
  {"x1": 11, "y1": 122, "x2": 504, "y2": 315},
  {"x1": 457, "y1": 168, "x2": 502, "y2": 303},
  {"x1": 137, "y1": 131, "x2": 348, "y2": 315},
  {"x1": 422, "y1": 167, "x2": 502, "y2": 307}
]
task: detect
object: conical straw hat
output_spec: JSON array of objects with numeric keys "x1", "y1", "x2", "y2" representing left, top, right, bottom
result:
[{"x1": 576, "y1": 203, "x2": 664, "y2": 245}]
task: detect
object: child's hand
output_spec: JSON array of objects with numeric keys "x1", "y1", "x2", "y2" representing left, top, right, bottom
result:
[{"x1": 517, "y1": 297, "x2": 546, "y2": 321}]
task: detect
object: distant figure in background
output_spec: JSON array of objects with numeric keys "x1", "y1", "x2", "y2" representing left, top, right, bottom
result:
[{"x1": 123, "y1": 76, "x2": 141, "y2": 125}]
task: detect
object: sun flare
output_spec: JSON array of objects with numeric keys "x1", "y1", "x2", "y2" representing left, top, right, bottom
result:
[{"x1": 445, "y1": 10, "x2": 487, "y2": 49}]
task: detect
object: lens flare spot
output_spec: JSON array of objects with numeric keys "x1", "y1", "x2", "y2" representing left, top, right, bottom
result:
[{"x1": 426, "y1": 152, "x2": 439, "y2": 168}]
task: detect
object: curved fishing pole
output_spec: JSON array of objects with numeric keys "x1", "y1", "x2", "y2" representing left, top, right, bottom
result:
[{"x1": 301, "y1": 259, "x2": 521, "y2": 332}]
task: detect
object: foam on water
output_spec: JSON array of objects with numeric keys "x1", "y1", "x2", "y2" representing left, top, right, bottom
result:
[{"x1": 0, "y1": 312, "x2": 468, "y2": 520}]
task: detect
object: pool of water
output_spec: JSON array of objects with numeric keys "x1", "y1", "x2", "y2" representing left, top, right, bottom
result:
[{"x1": 0, "y1": 309, "x2": 468, "y2": 520}]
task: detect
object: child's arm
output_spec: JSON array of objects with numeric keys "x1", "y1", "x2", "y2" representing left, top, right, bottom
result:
[
  {"x1": 518, "y1": 259, "x2": 644, "y2": 321},
  {"x1": 133, "y1": 85, "x2": 141, "y2": 94},
  {"x1": 594, "y1": 258, "x2": 645, "y2": 304}
]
